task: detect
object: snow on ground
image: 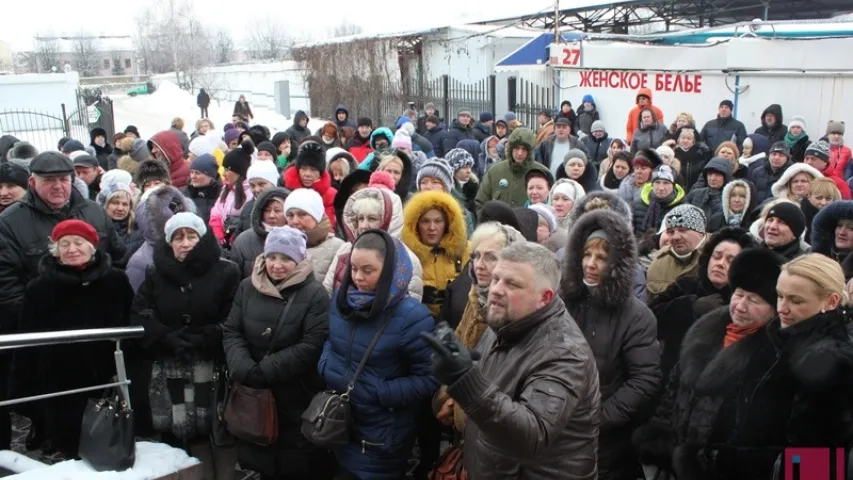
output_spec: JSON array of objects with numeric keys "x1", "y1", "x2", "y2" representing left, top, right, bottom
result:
[
  {"x1": 3, "y1": 441, "x2": 199, "y2": 479},
  {"x1": 113, "y1": 81, "x2": 327, "y2": 140}
]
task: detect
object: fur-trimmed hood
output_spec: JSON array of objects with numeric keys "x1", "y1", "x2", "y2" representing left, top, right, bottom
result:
[
  {"x1": 721, "y1": 179, "x2": 756, "y2": 222},
  {"x1": 771, "y1": 162, "x2": 823, "y2": 199},
  {"x1": 341, "y1": 187, "x2": 396, "y2": 242},
  {"x1": 250, "y1": 187, "x2": 290, "y2": 237},
  {"x1": 135, "y1": 185, "x2": 196, "y2": 244},
  {"x1": 562, "y1": 209, "x2": 636, "y2": 309},
  {"x1": 401, "y1": 190, "x2": 470, "y2": 260},
  {"x1": 567, "y1": 189, "x2": 633, "y2": 226},
  {"x1": 810, "y1": 200, "x2": 853, "y2": 256}
]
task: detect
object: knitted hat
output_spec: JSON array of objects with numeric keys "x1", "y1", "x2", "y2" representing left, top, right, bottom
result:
[
  {"x1": 728, "y1": 248, "x2": 785, "y2": 307},
  {"x1": 61, "y1": 139, "x2": 85, "y2": 154},
  {"x1": 590, "y1": 120, "x2": 606, "y2": 133},
  {"x1": 164, "y1": 211, "x2": 207, "y2": 242},
  {"x1": 805, "y1": 140, "x2": 830, "y2": 162},
  {"x1": 768, "y1": 141, "x2": 791, "y2": 159},
  {"x1": 529, "y1": 204, "x2": 557, "y2": 233},
  {"x1": 663, "y1": 204, "x2": 707, "y2": 234},
  {"x1": 295, "y1": 141, "x2": 325, "y2": 173},
  {"x1": 719, "y1": 99, "x2": 734, "y2": 109},
  {"x1": 479, "y1": 112, "x2": 493, "y2": 123},
  {"x1": 652, "y1": 165, "x2": 676, "y2": 184},
  {"x1": 582, "y1": 94, "x2": 595, "y2": 104},
  {"x1": 247, "y1": 160, "x2": 279, "y2": 186},
  {"x1": 100, "y1": 169, "x2": 132, "y2": 191},
  {"x1": 0, "y1": 162, "x2": 29, "y2": 189},
  {"x1": 96, "y1": 182, "x2": 133, "y2": 208},
  {"x1": 189, "y1": 154, "x2": 219, "y2": 179},
  {"x1": 445, "y1": 148, "x2": 475, "y2": 173},
  {"x1": 504, "y1": 112, "x2": 517, "y2": 122},
  {"x1": 51, "y1": 219, "x2": 99, "y2": 246},
  {"x1": 256, "y1": 141, "x2": 278, "y2": 159},
  {"x1": 134, "y1": 158, "x2": 171, "y2": 187},
  {"x1": 129, "y1": 138, "x2": 150, "y2": 163},
  {"x1": 766, "y1": 202, "x2": 806, "y2": 239},
  {"x1": 189, "y1": 134, "x2": 216, "y2": 157},
  {"x1": 525, "y1": 169, "x2": 555, "y2": 190},
  {"x1": 369, "y1": 170, "x2": 396, "y2": 191},
  {"x1": 550, "y1": 179, "x2": 585, "y2": 201},
  {"x1": 827, "y1": 120, "x2": 846, "y2": 135},
  {"x1": 264, "y1": 226, "x2": 307, "y2": 263},
  {"x1": 417, "y1": 159, "x2": 454, "y2": 192},
  {"x1": 223, "y1": 140, "x2": 254, "y2": 178},
  {"x1": 633, "y1": 148, "x2": 664, "y2": 168},
  {"x1": 357, "y1": 117, "x2": 373, "y2": 128},
  {"x1": 284, "y1": 188, "x2": 324, "y2": 223},
  {"x1": 391, "y1": 130, "x2": 413, "y2": 150},
  {"x1": 224, "y1": 128, "x2": 241, "y2": 145},
  {"x1": 563, "y1": 149, "x2": 588, "y2": 165},
  {"x1": 458, "y1": 109, "x2": 472, "y2": 117},
  {"x1": 788, "y1": 115, "x2": 806, "y2": 131}
]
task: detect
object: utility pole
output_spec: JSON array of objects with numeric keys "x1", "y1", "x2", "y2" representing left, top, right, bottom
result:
[{"x1": 554, "y1": 0, "x2": 561, "y2": 43}]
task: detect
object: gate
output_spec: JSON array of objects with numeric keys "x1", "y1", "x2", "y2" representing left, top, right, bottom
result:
[
  {"x1": 507, "y1": 76, "x2": 557, "y2": 130},
  {"x1": 408, "y1": 75, "x2": 497, "y2": 123}
]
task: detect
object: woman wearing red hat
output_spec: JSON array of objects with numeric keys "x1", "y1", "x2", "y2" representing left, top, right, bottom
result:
[{"x1": 9, "y1": 219, "x2": 134, "y2": 457}]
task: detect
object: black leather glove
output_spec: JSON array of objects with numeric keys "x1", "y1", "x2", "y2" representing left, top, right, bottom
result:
[
  {"x1": 162, "y1": 329, "x2": 192, "y2": 353},
  {"x1": 180, "y1": 325, "x2": 220, "y2": 349},
  {"x1": 693, "y1": 293, "x2": 725, "y2": 318},
  {"x1": 420, "y1": 322, "x2": 481, "y2": 386},
  {"x1": 244, "y1": 365, "x2": 267, "y2": 388}
]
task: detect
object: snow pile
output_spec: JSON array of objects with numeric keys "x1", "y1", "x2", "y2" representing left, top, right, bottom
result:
[
  {"x1": 147, "y1": 81, "x2": 196, "y2": 110},
  {"x1": 5, "y1": 442, "x2": 200, "y2": 479}
]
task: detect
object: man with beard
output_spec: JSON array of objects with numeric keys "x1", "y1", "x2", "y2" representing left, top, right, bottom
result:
[{"x1": 422, "y1": 242, "x2": 601, "y2": 479}]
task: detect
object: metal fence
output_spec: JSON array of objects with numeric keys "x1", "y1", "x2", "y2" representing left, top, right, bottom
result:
[
  {"x1": 507, "y1": 76, "x2": 557, "y2": 130},
  {"x1": 407, "y1": 75, "x2": 497, "y2": 124}
]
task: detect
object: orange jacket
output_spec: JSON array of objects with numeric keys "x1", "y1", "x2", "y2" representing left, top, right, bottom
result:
[{"x1": 626, "y1": 88, "x2": 664, "y2": 144}]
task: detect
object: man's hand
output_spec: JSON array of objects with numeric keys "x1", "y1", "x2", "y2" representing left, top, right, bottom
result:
[
  {"x1": 420, "y1": 322, "x2": 481, "y2": 386},
  {"x1": 436, "y1": 398, "x2": 455, "y2": 425}
]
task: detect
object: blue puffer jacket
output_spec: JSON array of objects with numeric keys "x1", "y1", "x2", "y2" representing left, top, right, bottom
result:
[{"x1": 319, "y1": 294, "x2": 437, "y2": 480}]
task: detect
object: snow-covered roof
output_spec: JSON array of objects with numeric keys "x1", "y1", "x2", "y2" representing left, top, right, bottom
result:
[
  {"x1": 34, "y1": 35, "x2": 134, "y2": 54},
  {"x1": 294, "y1": 24, "x2": 541, "y2": 49}
]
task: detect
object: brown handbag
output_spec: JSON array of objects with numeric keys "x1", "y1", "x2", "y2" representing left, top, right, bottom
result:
[
  {"x1": 223, "y1": 291, "x2": 300, "y2": 446},
  {"x1": 429, "y1": 445, "x2": 467, "y2": 480}
]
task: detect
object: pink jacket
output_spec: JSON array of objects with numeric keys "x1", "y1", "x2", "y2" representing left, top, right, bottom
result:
[{"x1": 209, "y1": 180, "x2": 253, "y2": 243}]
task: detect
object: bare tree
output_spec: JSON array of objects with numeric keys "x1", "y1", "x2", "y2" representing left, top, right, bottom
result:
[
  {"x1": 330, "y1": 22, "x2": 364, "y2": 38},
  {"x1": 246, "y1": 18, "x2": 290, "y2": 61},
  {"x1": 71, "y1": 33, "x2": 100, "y2": 77},
  {"x1": 214, "y1": 29, "x2": 234, "y2": 64},
  {"x1": 33, "y1": 34, "x2": 61, "y2": 73},
  {"x1": 14, "y1": 52, "x2": 38, "y2": 73},
  {"x1": 132, "y1": 0, "x2": 215, "y2": 78}
]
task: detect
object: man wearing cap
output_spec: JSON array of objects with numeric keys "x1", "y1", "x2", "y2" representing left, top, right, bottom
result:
[
  {"x1": 749, "y1": 141, "x2": 793, "y2": 202},
  {"x1": 699, "y1": 99, "x2": 747, "y2": 152},
  {"x1": 632, "y1": 164, "x2": 686, "y2": 236},
  {"x1": 0, "y1": 151, "x2": 122, "y2": 330},
  {"x1": 762, "y1": 202, "x2": 808, "y2": 260},
  {"x1": 71, "y1": 152, "x2": 104, "y2": 201},
  {"x1": 440, "y1": 110, "x2": 479, "y2": 156},
  {"x1": 345, "y1": 117, "x2": 374, "y2": 163},
  {"x1": 0, "y1": 163, "x2": 29, "y2": 214},
  {"x1": 537, "y1": 117, "x2": 589, "y2": 179},
  {"x1": 647, "y1": 204, "x2": 710, "y2": 296},
  {"x1": 474, "y1": 112, "x2": 493, "y2": 143},
  {"x1": 804, "y1": 139, "x2": 851, "y2": 199},
  {"x1": 535, "y1": 109, "x2": 555, "y2": 146}
]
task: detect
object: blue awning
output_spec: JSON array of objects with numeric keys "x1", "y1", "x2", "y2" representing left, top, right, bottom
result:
[{"x1": 496, "y1": 32, "x2": 589, "y2": 67}]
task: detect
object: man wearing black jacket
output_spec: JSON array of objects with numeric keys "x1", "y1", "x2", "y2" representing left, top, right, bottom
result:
[{"x1": 197, "y1": 88, "x2": 210, "y2": 118}]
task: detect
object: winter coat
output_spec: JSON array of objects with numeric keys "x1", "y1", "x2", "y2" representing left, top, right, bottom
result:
[
  {"x1": 561, "y1": 210, "x2": 661, "y2": 480},
  {"x1": 169, "y1": 127, "x2": 191, "y2": 157},
  {"x1": 209, "y1": 180, "x2": 253, "y2": 244},
  {"x1": 126, "y1": 186, "x2": 196, "y2": 293},
  {"x1": 674, "y1": 144, "x2": 711, "y2": 191},
  {"x1": 753, "y1": 104, "x2": 788, "y2": 145},
  {"x1": 699, "y1": 115, "x2": 747, "y2": 152},
  {"x1": 476, "y1": 128, "x2": 551, "y2": 211},
  {"x1": 183, "y1": 178, "x2": 222, "y2": 225},
  {"x1": 422, "y1": 125, "x2": 446, "y2": 158},
  {"x1": 222, "y1": 257, "x2": 330, "y2": 477},
  {"x1": 282, "y1": 166, "x2": 338, "y2": 232},
  {"x1": 344, "y1": 133, "x2": 373, "y2": 164},
  {"x1": 148, "y1": 131, "x2": 190, "y2": 189},
  {"x1": 626, "y1": 88, "x2": 664, "y2": 144},
  {"x1": 809, "y1": 200, "x2": 853, "y2": 268},
  {"x1": 631, "y1": 183, "x2": 686, "y2": 235},
  {"x1": 748, "y1": 157, "x2": 792, "y2": 203},
  {"x1": 0, "y1": 188, "x2": 122, "y2": 328},
  {"x1": 646, "y1": 236, "x2": 708, "y2": 297},
  {"x1": 197, "y1": 90, "x2": 210, "y2": 108},
  {"x1": 811, "y1": 153, "x2": 852, "y2": 199},
  {"x1": 685, "y1": 157, "x2": 732, "y2": 220},
  {"x1": 787, "y1": 133, "x2": 810, "y2": 164},
  {"x1": 440, "y1": 119, "x2": 479, "y2": 156},
  {"x1": 576, "y1": 104, "x2": 600, "y2": 136},
  {"x1": 536, "y1": 133, "x2": 589, "y2": 171},
  {"x1": 833, "y1": 143, "x2": 853, "y2": 179},
  {"x1": 535, "y1": 120, "x2": 555, "y2": 146},
  {"x1": 707, "y1": 179, "x2": 758, "y2": 232},
  {"x1": 770, "y1": 162, "x2": 823, "y2": 201},
  {"x1": 635, "y1": 307, "x2": 853, "y2": 480},
  {"x1": 556, "y1": 157, "x2": 601, "y2": 194},
  {"x1": 478, "y1": 136, "x2": 501, "y2": 175},
  {"x1": 284, "y1": 111, "x2": 311, "y2": 145},
  {"x1": 233, "y1": 100, "x2": 254, "y2": 120},
  {"x1": 630, "y1": 109, "x2": 669, "y2": 154},
  {"x1": 401, "y1": 191, "x2": 471, "y2": 317},
  {"x1": 618, "y1": 172, "x2": 645, "y2": 206},
  {"x1": 451, "y1": 296, "x2": 601, "y2": 480},
  {"x1": 229, "y1": 188, "x2": 291, "y2": 278},
  {"x1": 331, "y1": 104, "x2": 356, "y2": 129},
  {"x1": 581, "y1": 133, "x2": 611, "y2": 167},
  {"x1": 90, "y1": 142, "x2": 113, "y2": 172},
  {"x1": 10, "y1": 251, "x2": 133, "y2": 455},
  {"x1": 320, "y1": 234, "x2": 437, "y2": 480},
  {"x1": 324, "y1": 187, "x2": 424, "y2": 301}
]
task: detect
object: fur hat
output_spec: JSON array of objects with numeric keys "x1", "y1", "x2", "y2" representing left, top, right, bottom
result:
[
  {"x1": 0, "y1": 162, "x2": 29, "y2": 189},
  {"x1": 478, "y1": 200, "x2": 521, "y2": 231},
  {"x1": 248, "y1": 125, "x2": 270, "y2": 146},
  {"x1": 827, "y1": 120, "x2": 845, "y2": 136},
  {"x1": 728, "y1": 248, "x2": 785, "y2": 306},
  {"x1": 223, "y1": 139, "x2": 254, "y2": 178},
  {"x1": 417, "y1": 159, "x2": 454, "y2": 192},
  {"x1": 633, "y1": 148, "x2": 663, "y2": 169},
  {"x1": 296, "y1": 141, "x2": 326, "y2": 173},
  {"x1": 134, "y1": 158, "x2": 171, "y2": 187},
  {"x1": 7, "y1": 141, "x2": 38, "y2": 169}
]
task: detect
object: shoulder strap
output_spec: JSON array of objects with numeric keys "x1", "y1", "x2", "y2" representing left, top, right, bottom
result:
[
  {"x1": 346, "y1": 314, "x2": 393, "y2": 395},
  {"x1": 266, "y1": 289, "x2": 301, "y2": 355}
]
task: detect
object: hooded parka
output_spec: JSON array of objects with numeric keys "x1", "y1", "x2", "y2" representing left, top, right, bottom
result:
[
  {"x1": 148, "y1": 130, "x2": 190, "y2": 189},
  {"x1": 685, "y1": 157, "x2": 733, "y2": 220},
  {"x1": 476, "y1": 128, "x2": 550, "y2": 211},
  {"x1": 229, "y1": 188, "x2": 291, "y2": 278}
]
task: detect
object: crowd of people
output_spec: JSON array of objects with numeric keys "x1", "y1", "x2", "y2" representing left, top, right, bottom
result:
[{"x1": 0, "y1": 88, "x2": 852, "y2": 480}]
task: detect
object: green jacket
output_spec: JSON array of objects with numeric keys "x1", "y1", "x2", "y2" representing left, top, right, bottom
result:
[{"x1": 475, "y1": 128, "x2": 549, "y2": 212}]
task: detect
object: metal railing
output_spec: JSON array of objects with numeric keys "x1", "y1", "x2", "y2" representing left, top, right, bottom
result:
[{"x1": 0, "y1": 326, "x2": 145, "y2": 410}]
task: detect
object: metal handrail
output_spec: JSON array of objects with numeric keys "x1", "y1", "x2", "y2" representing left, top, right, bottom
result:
[{"x1": 0, "y1": 326, "x2": 145, "y2": 409}]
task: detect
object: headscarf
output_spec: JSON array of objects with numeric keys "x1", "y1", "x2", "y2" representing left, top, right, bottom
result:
[{"x1": 339, "y1": 229, "x2": 413, "y2": 319}]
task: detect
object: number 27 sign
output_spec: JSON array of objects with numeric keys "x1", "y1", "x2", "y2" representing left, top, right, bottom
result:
[{"x1": 549, "y1": 43, "x2": 582, "y2": 66}]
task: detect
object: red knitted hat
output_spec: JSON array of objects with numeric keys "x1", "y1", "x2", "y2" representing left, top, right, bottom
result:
[
  {"x1": 51, "y1": 219, "x2": 99, "y2": 246},
  {"x1": 369, "y1": 170, "x2": 396, "y2": 191}
]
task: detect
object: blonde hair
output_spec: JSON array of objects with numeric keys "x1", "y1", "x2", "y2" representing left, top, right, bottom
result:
[
  {"x1": 583, "y1": 236, "x2": 610, "y2": 255},
  {"x1": 715, "y1": 141, "x2": 740, "y2": 159},
  {"x1": 470, "y1": 222, "x2": 510, "y2": 251},
  {"x1": 378, "y1": 155, "x2": 404, "y2": 171},
  {"x1": 677, "y1": 112, "x2": 695, "y2": 125},
  {"x1": 783, "y1": 253, "x2": 849, "y2": 306},
  {"x1": 330, "y1": 157, "x2": 352, "y2": 177},
  {"x1": 809, "y1": 178, "x2": 842, "y2": 202},
  {"x1": 105, "y1": 190, "x2": 136, "y2": 234},
  {"x1": 171, "y1": 117, "x2": 185, "y2": 130}
]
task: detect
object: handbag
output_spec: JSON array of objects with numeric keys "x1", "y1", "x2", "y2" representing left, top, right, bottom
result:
[
  {"x1": 211, "y1": 366, "x2": 235, "y2": 448},
  {"x1": 224, "y1": 290, "x2": 300, "y2": 446},
  {"x1": 430, "y1": 444, "x2": 467, "y2": 480},
  {"x1": 79, "y1": 384, "x2": 136, "y2": 472},
  {"x1": 301, "y1": 314, "x2": 393, "y2": 448}
]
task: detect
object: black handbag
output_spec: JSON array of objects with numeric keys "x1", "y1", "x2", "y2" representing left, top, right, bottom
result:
[
  {"x1": 301, "y1": 314, "x2": 392, "y2": 448},
  {"x1": 211, "y1": 366, "x2": 236, "y2": 448},
  {"x1": 79, "y1": 385, "x2": 136, "y2": 472}
]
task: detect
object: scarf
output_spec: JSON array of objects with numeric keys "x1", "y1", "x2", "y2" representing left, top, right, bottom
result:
[
  {"x1": 345, "y1": 237, "x2": 413, "y2": 311},
  {"x1": 726, "y1": 212, "x2": 744, "y2": 227},
  {"x1": 251, "y1": 254, "x2": 313, "y2": 298},
  {"x1": 642, "y1": 190, "x2": 676, "y2": 233},
  {"x1": 784, "y1": 130, "x2": 807, "y2": 149},
  {"x1": 724, "y1": 322, "x2": 763, "y2": 347}
]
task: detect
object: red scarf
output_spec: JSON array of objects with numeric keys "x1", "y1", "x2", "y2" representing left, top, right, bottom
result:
[{"x1": 724, "y1": 323, "x2": 763, "y2": 347}]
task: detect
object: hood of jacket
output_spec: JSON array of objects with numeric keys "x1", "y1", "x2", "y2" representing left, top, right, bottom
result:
[
  {"x1": 292, "y1": 110, "x2": 309, "y2": 130},
  {"x1": 401, "y1": 190, "x2": 469, "y2": 260},
  {"x1": 136, "y1": 185, "x2": 196, "y2": 244},
  {"x1": 333, "y1": 170, "x2": 372, "y2": 224},
  {"x1": 770, "y1": 162, "x2": 823, "y2": 199},
  {"x1": 636, "y1": 87, "x2": 654, "y2": 104},
  {"x1": 341, "y1": 187, "x2": 396, "y2": 242},
  {"x1": 566, "y1": 190, "x2": 632, "y2": 226},
  {"x1": 721, "y1": 179, "x2": 756, "y2": 221},
  {"x1": 761, "y1": 104, "x2": 784, "y2": 129},
  {"x1": 148, "y1": 131, "x2": 184, "y2": 167},
  {"x1": 152, "y1": 231, "x2": 222, "y2": 284},
  {"x1": 38, "y1": 248, "x2": 113, "y2": 285},
  {"x1": 480, "y1": 135, "x2": 500, "y2": 158},
  {"x1": 562, "y1": 209, "x2": 636, "y2": 310},
  {"x1": 504, "y1": 127, "x2": 536, "y2": 168},
  {"x1": 747, "y1": 133, "x2": 770, "y2": 155},
  {"x1": 697, "y1": 227, "x2": 757, "y2": 295},
  {"x1": 369, "y1": 127, "x2": 394, "y2": 150},
  {"x1": 333, "y1": 104, "x2": 349, "y2": 119},
  {"x1": 250, "y1": 187, "x2": 290, "y2": 237},
  {"x1": 326, "y1": 147, "x2": 358, "y2": 175},
  {"x1": 641, "y1": 182, "x2": 686, "y2": 206},
  {"x1": 810, "y1": 200, "x2": 853, "y2": 256},
  {"x1": 703, "y1": 156, "x2": 733, "y2": 185}
]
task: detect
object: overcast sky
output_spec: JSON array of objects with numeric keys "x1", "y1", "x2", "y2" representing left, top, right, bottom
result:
[{"x1": 3, "y1": 0, "x2": 558, "y2": 52}]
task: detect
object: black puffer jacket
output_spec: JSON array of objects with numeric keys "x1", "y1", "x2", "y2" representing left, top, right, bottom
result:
[
  {"x1": 284, "y1": 111, "x2": 311, "y2": 145},
  {"x1": 556, "y1": 156, "x2": 600, "y2": 193},
  {"x1": 754, "y1": 104, "x2": 788, "y2": 145},
  {"x1": 183, "y1": 178, "x2": 222, "y2": 225},
  {"x1": 747, "y1": 157, "x2": 792, "y2": 203},
  {"x1": 230, "y1": 188, "x2": 290, "y2": 278},
  {"x1": 439, "y1": 119, "x2": 479, "y2": 155},
  {"x1": 0, "y1": 189, "x2": 122, "y2": 329},
  {"x1": 561, "y1": 209, "x2": 661, "y2": 480},
  {"x1": 685, "y1": 157, "x2": 732, "y2": 220},
  {"x1": 223, "y1": 259, "x2": 331, "y2": 478}
]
